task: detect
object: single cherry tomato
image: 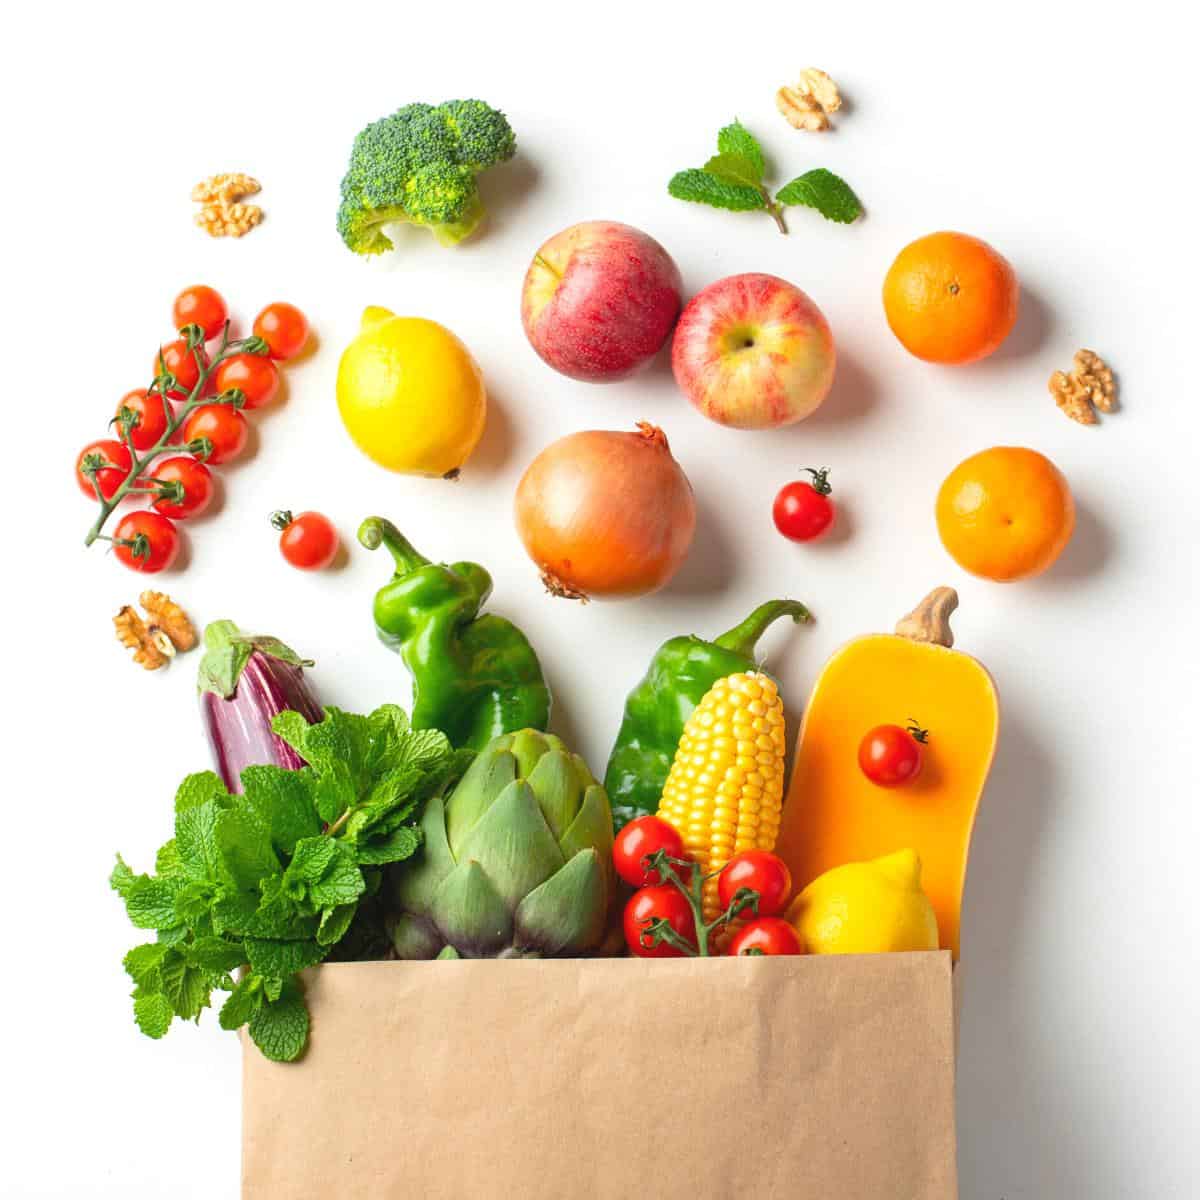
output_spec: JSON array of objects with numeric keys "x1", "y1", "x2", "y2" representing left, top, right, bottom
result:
[
  {"x1": 75, "y1": 438, "x2": 133, "y2": 500},
  {"x1": 858, "y1": 720, "x2": 929, "y2": 787},
  {"x1": 613, "y1": 816, "x2": 688, "y2": 888},
  {"x1": 114, "y1": 389, "x2": 171, "y2": 451},
  {"x1": 773, "y1": 467, "x2": 835, "y2": 542},
  {"x1": 214, "y1": 352, "x2": 279, "y2": 410},
  {"x1": 272, "y1": 510, "x2": 338, "y2": 570},
  {"x1": 155, "y1": 338, "x2": 205, "y2": 393},
  {"x1": 252, "y1": 302, "x2": 309, "y2": 360},
  {"x1": 112, "y1": 510, "x2": 180, "y2": 573},
  {"x1": 182, "y1": 404, "x2": 248, "y2": 465},
  {"x1": 727, "y1": 917, "x2": 804, "y2": 957},
  {"x1": 623, "y1": 885, "x2": 697, "y2": 959},
  {"x1": 151, "y1": 456, "x2": 214, "y2": 519},
  {"x1": 172, "y1": 285, "x2": 228, "y2": 341},
  {"x1": 717, "y1": 851, "x2": 793, "y2": 918}
]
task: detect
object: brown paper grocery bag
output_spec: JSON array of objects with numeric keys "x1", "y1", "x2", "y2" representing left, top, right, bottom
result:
[{"x1": 243, "y1": 952, "x2": 957, "y2": 1199}]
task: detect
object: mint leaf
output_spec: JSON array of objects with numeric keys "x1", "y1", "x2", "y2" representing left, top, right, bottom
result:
[
  {"x1": 668, "y1": 169, "x2": 767, "y2": 213},
  {"x1": 110, "y1": 855, "x2": 137, "y2": 899},
  {"x1": 248, "y1": 984, "x2": 309, "y2": 1062},
  {"x1": 175, "y1": 771, "x2": 228, "y2": 815},
  {"x1": 158, "y1": 950, "x2": 211, "y2": 1020},
  {"x1": 219, "y1": 974, "x2": 263, "y2": 1030},
  {"x1": 308, "y1": 841, "x2": 365, "y2": 909},
  {"x1": 775, "y1": 169, "x2": 862, "y2": 224},
  {"x1": 186, "y1": 936, "x2": 246, "y2": 974},
  {"x1": 214, "y1": 807, "x2": 279, "y2": 890},
  {"x1": 244, "y1": 937, "x2": 328, "y2": 978},
  {"x1": 123, "y1": 942, "x2": 170, "y2": 989},
  {"x1": 717, "y1": 121, "x2": 765, "y2": 179},
  {"x1": 240, "y1": 765, "x2": 322, "y2": 856},
  {"x1": 703, "y1": 152, "x2": 763, "y2": 191},
  {"x1": 133, "y1": 992, "x2": 174, "y2": 1039},
  {"x1": 316, "y1": 902, "x2": 357, "y2": 946},
  {"x1": 123, "y1": 876, "x2": 182, "y2": 930},
  {"x1": 283, "y1": 837, "x2": 338, "y2": 892},
  {"x1": 155, "y1": 839, "x2": 184, "y2": 878},
  {"x1": 355, "y1": 824, "x2": 422, "y2": 866},
  {"x1": 176, "y1": 801, "x2": 223, "y2": 883}
]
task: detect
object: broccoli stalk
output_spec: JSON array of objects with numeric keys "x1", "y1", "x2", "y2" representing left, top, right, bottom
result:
[{"x1": 337, "y1": 100, "x2": 516, "y2": 255}]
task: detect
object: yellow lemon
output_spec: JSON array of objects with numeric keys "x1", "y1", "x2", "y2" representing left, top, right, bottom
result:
[
  {"x1": 336, "y1": 307, "x2": 487, "y2": 477},
  {"x1": 787, "y1": 849, "x2": 939, "y2": 954}
]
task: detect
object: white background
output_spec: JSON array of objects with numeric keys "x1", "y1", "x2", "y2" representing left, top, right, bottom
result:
[{"x1": 6, "y1": 2, "x2": 1196, "y2": 1196}]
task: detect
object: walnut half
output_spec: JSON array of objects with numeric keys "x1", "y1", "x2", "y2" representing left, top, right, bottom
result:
[
  {"x1": 1049, "y1": 349, "x2": 1117, "y2": 426},
  {"x1": 114, "y1": 592, "x2": 197, "y2": 670},
  {"x1": 777, "y1": 69, "x2": 842, "y2": 131},
  {"x1": 192, "y1": 172, "x2": 263, "y2": 238}
]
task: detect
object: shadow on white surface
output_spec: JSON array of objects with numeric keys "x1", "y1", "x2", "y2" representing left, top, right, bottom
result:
[
  {"x1": 664, "y1": 489, "x2": 738, "y2": 598},
  {"x1": 803, "y1": 350, "x2": 880, "y2": 430}
]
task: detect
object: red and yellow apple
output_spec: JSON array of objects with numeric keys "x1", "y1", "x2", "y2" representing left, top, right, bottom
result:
[
  {"x1": 521, "y1": 221, "x2": 683, "y2": 382},
  {"x1": 672, "y1": 273, "x2": 836, "y2": 429}
]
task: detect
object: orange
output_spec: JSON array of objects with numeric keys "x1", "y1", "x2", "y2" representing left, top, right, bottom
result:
[
  {"x1": 937, "y1": 447, "x2": 1074, "y2": 581},
  {"x1": 883, "y1": 232, "x2": 1019, "y2": 364}
]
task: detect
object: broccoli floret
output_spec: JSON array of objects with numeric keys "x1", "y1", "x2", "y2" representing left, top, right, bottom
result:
[{"x1": 337, "y1": 100, "x2": 517, "y2": 255}]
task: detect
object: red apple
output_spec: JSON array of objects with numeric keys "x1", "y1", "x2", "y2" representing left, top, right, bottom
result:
[
  {"x1": 672, "y1": 273, "x2": 836, "y2": 429},
  {"x1": 521, "y1": 221, "x2": 683, "y2": 382}
]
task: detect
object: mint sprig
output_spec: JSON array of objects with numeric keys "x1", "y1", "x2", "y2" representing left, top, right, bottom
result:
[
  {"x1": 668, "y1": 120, "x2": 862, "y2": 234},
  {"x1": 111, "y1": 704, "x2": 472, "y2": 1062}
]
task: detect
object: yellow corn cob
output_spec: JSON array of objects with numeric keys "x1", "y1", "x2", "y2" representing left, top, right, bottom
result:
[{"x1": 656, "y1": 671, "x2": 787, "y2": 923}]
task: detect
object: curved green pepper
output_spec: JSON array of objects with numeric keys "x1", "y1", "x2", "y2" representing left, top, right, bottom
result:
[
  {"x1": 359, "y1": 516, "x2": 551, "y2": 751},
  {"x1": 603, "y1": 600, "x2": 811, "y2": 831}
]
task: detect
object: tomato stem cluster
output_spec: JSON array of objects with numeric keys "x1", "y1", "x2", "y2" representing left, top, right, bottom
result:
[
  {"x1": 637, "y1": 850, "x2": 761, "y2": 958},
  {"x1": 81, "y1": 322, "x2": 267, "y2": 550}
]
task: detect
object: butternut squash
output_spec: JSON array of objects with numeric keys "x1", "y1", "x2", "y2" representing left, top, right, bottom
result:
[{"x1": 774, "y1": 588, "x2": 998, "y2": 958}]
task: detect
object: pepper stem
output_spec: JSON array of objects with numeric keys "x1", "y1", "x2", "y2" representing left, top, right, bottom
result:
[
  {"x1": 713, "y1": 599, "x2": 812, "y2": 658},
  {"x1": 357, "y1": 516, "x2": 431, "y2": 573}
]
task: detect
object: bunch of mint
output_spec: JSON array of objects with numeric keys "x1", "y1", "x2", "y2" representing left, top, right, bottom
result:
[
  {"x1": 668, "y1": 121, "x2": 862, "y2": 233},
  {"x1": 111, "y1": 704, "x2": 472, "y2": 1061}
]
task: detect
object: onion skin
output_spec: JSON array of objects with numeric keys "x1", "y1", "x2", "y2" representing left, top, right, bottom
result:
[{"x1": 514, "y1": 422, "x2": 696, "y2": 600}]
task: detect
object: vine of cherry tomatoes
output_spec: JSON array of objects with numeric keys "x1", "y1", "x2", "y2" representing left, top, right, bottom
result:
[{"x1": 74, "y1": 287, "x2": 312, "y2": 573}]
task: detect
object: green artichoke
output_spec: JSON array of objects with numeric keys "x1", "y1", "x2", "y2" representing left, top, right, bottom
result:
[{"x1": 388, "y1": 729, "x2": 615, "y2": 958}]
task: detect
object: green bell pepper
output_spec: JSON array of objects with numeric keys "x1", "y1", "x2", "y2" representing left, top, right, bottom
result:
[
  {"x1": 603, "y1": 600, "x2": 811, "y2": 831},
  {"x1": 359, "y1": 516, "x2": 551, "y2": 751}
]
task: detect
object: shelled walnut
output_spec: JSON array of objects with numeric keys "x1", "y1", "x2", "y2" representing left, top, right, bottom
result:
[
  {"x1": 1049, "y1": 349, "x2": 1117, "y2": 425},
  {"x1": 777, "y1": 69, "x2": 842, "y2": 131},
  {"x1": 192, "y1": 172, "x2": 263, "y2": 238},
  {"x1": 114, "y1": 592, "x2": 197, "y2": 670}
]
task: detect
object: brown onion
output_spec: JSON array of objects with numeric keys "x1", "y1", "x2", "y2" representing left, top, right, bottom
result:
[{"x1": 514, "y1": 422, "x2": 697, "y2": 600}]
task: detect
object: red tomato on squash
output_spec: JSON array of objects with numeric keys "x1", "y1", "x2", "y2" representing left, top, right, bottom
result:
[
  {"x1": 727, "y1": 917, "x2": 803, "y2": 957},
  {"x1": 858, "y1": 721, "x2": 928, "y2": 787},
  {"x1": 612, "y1": 816, "x2": 687, "y2": 888},
  {"x1": 623, "y1": 886, "x2": 696, "y2": 958},
  {"x1": 717, "y1": 851, "x2": 793, "y2": 918}
]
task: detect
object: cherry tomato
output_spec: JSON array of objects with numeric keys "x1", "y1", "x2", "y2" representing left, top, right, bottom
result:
[
  {"x1": 172, "y1": 285, "x2": 228, "y2": 341},
  {"x1": 773, "y1": 467, "x2": 835, "y2": 542},
  {"x1": 858, "y1": 720, "x2": 928, "y2": 787},
  {"x1": 214, "y1": 352, "x2": 279, "y2": 410},
  {"x1": 612, "y1": 816, "x2": 688, "y2": 888},
  {"x1": 717, "y1": 851, "x2": 793, "y2": 918},
  {"x1": 252, "y1": 302, "x2": 309, "y2": 360},
  {"x1": 623, "y1": 886, "x2": 697, "y2": 958},
  {"x1": 112, "y1": 511, "x2": 180, "y2": 573},
  {"x1": 273, "y1": 510, "x2": 338, "y2": 570},
  {"x1": 75, "y1": 438, "x2": 133, "y2": 500},
  {"x1": 155, "y1": 338, "x2": 205, "y2": 393},
  {"x1": 151, "y1": 456, "x2": 214, "y2": 519},
  {"x1": 114, "y1": 388, "x2": 171, "y2": 451},
  {"x1": 727, "y1": 917, "x2": 803, "y2": 957},
  {"x1": 182, "y1": 404, "x2": 248, "y2": 465}
]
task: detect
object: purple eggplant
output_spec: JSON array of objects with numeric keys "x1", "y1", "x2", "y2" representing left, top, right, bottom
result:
[{"x1": 197, "y1": 620, "x2": 322, "y2": 792}]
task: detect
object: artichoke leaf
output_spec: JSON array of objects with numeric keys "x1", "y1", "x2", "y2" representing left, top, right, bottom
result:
[
  {"x1": 452, "y1": 781, "x2": 564, "y2": 911},
  {"x1": 388, "y1": 911, "x2": 445, "y2": 959},
  {"x1": 509, "y1": 730, "x2": 558, "y2": 780},
  {"x1": 445, "y1": 749, "x2": 518, "y2": 855},
  {"x1": 526, "y1": 750, "x2": 582, "y2": 841},
  {"x1": 430, "y1": 860, "x2": 513, "y2": 957},
  {"x1": 514, "y1": 848, "x2": 608, "y2": 955},
  {"x1": 560, "y1": 785, "x2": 616, "y2": 867},
  {"x1": 391, "y1": 792, "x2": 456, "y2": 912}
]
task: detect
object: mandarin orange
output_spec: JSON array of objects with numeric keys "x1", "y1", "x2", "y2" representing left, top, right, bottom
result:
[
  {"x1": 883, "y1": 232, "x2": 1018, "y2": 364},
  {"x1": 936, "y1": 446, "x2": 1074, "y2": 581}
]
